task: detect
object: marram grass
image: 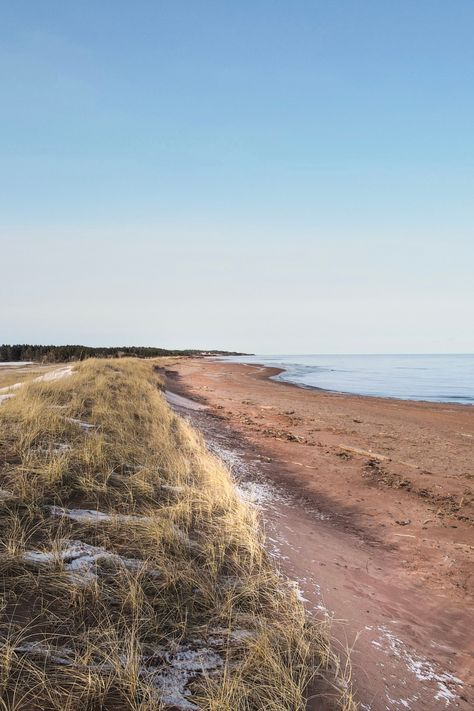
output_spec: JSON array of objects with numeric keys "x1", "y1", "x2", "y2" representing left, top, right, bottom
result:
[{"x1": 0, "y1": 358, "x2": 355, "y2": 710}]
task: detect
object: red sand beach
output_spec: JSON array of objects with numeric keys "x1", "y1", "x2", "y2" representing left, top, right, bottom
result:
[{"x1": 160, "y1": 357, "x2": 474, "y2": 711}]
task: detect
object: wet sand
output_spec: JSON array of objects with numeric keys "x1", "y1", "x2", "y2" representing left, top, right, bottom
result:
[{"x1": 160, "y1": 357, "x2": 474, "y2": 711}]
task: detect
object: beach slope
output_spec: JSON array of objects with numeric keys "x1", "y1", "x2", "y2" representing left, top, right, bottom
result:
[{"x1": 163, "y1": 357, "x2": 474, "y2": 711}]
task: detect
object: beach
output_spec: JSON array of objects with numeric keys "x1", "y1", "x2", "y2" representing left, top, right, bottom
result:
[{"x1": 162, "y1": 357, "x2": 474, "y2": 711}]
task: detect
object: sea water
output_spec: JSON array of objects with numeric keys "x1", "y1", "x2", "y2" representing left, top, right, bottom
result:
[{"x1": 221, "y1": 354, "x2": 474, "y2": 405}]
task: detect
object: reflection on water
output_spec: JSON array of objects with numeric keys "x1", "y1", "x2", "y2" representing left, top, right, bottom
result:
[{"x1": 222, "y1": 354, "x2": 474, "y2": 404}]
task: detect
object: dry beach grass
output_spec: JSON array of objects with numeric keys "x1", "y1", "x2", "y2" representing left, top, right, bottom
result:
[{"x1": 0, "y1": 358, "x2": 353, "y2": 710}]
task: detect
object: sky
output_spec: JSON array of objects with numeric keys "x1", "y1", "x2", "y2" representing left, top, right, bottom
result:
[{"x1": 1, "y1": 1, "x2": 473, "y2": 353}]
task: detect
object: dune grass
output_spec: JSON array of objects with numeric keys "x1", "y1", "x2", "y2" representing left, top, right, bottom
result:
[{"x1": 0, "y1": 358, "x2": 354, "y2": 710}]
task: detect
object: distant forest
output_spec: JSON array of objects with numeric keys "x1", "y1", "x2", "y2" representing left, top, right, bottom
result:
[{"x1": 0, "y1": 344, "x2": 245, "y2": 363}]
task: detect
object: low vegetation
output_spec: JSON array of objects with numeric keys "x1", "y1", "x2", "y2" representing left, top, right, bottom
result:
[
  {"x1": 0, "y1": 344, "x2": 246, "y2": 363},
  {"x1": 0, "y1": 359, "x2": 353, "y2": 710}
]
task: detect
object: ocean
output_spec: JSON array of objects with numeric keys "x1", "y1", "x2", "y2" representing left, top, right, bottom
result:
[{"x1": 221, "y1": 354, "x2": 474, "y2": 405}]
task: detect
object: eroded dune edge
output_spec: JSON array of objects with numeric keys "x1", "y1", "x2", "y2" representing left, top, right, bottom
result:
[{"x1": 0, "y1": 358, "x2": 353, "y2": 710}]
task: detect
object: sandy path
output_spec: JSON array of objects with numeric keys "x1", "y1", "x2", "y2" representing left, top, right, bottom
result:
[{"x1": 160, "y1": 358, "x2": 474, "y2": 711}]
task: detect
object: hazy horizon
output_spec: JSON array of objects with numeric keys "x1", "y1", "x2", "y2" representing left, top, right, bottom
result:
[
  {"x1": 1, "y1": 2, "x2": 473, "y2": 353},
  {"x1": 3, "y1": 346, "x2": 474, "y2": 356}
]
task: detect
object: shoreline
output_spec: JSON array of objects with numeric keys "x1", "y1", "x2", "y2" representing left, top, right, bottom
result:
[
  {"x1": 213, "y1": 357, "x2": 474, "y2": 408},
  {"x1": 160, "y1": 356, "x2": 474, "y2": 711}
]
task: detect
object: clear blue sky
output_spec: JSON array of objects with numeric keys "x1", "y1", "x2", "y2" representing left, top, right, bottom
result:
[{"x1": 1, "y1": 1, "x2": 473, "y2": 353}]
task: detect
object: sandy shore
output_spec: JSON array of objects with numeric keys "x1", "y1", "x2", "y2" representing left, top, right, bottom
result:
[{"x1": 160, "y1": 357, "x2": 474, "y2": 711}]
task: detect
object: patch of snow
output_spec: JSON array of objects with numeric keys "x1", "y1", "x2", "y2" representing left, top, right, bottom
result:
[
  {"x1": 166, "y1": 648, "x2": 222, "y2": 672},
  {"x1": 14, "y1": 641, "x2": 75, "y2": 666},
  {"x1": 373, "y1": 625, "x2": 463, "y2": 706},
  {"x1": 0, "y1": 393, "x2": 15, "y2": 404},
  {"x1": 288, "y1": 580, "x2": 309, "y2": 603},
  {"x1": 306, "y1": 506, "x2": 331, "y2": 521},
  {"x1": 33, "y1": 442, "x2": 72, "y2": 455},
  {"x1": 47, "y1": 506, "x2": 152, "y2": 525},
  {"x1": 22, "y1": 539, "x2": 160, "y2": 585},
  {"x1": 165, "y1": 391, "x2": 207, "y2": 411},
  {"x1": 205, "y1": 628, "x2": 254, "y2": 646},
  {"x1": 160, "y1": 484, "x2": 185, "y2": 493},
  {"x1": 47, "y1": 507, "x2": 198, "y2": 551},
  {"x1": 35, "y1": 366, "x2": 74, "y2": 383},
  {"x1": 0, "y1": 382, "x2": 24, "y2": 393},
  {"x1": 0, "y1": 365, "x2": 74, "y2": 405},
  {"x1": 66, "y1": 417, "x2": 95, "y2": 430},
  {"x1": 207, "y1": 440, "x2": 244, "y2": 474},
  {"x1": 434, "y1": 685, "x2": 458, "y2": 703},
  {"x1": 145, "y1": 647, "x2": 223, "y2": 710},
  {"x1": 385, "y1": 693, "x2": 420, "y2": 710},
  {"x1": 205, "y1": 438, "x2": 293, "y2": 513},
  {"x1": 49, "y1": 506, "x2": 114, "y2": 523},
  {"x1": 13, "y1": 638, "x2": 225, "y2": 710},
  {"x1": 0, "y1": 362, "x2": 33, "y2": 367},
  {"x1": 313, "y1": 601, "x2": 330, "y2": 614},
  {"x1": 236, "y1": 480, "x2": 278, "y2": 507},
  {"x1": 146, "y1": 667, "x2": 200, "y2": 710}
]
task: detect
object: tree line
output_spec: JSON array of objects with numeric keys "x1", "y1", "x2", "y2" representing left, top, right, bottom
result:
[{"x1": 0, "y1": 344, "x2": 245, "y2": 363}]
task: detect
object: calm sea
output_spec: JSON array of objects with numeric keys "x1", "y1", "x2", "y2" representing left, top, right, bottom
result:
[{"x1": 222, "y1": 354, "x2": 474, "y2": 405}]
